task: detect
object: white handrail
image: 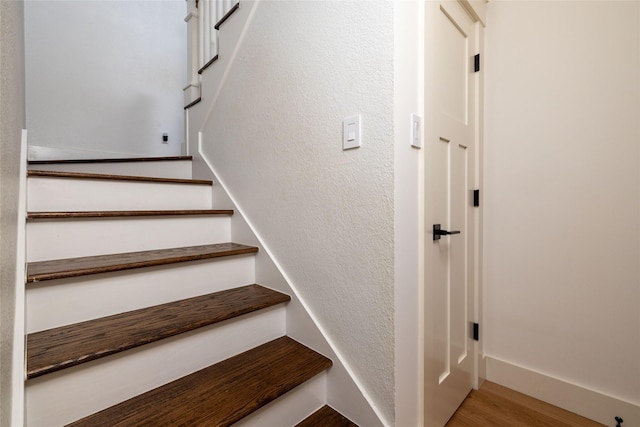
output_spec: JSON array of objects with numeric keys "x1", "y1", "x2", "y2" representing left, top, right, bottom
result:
[{"x1": 183, "y1": 0, "x2": 237, "y2": 107}]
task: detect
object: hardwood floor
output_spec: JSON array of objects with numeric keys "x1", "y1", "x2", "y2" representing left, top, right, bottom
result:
[{"x1": 446, "y1": 381, "x2": 605, "y2": 427}]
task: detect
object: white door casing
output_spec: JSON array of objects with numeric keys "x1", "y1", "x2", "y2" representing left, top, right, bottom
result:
[{"x1": 423, "y1": 1, "x2": 481, "y2": 425}]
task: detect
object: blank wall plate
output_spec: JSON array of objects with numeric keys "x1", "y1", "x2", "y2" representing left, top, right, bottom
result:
[
  {"x1": 343, "y1": 115, "x2": 361, "y2": 150},
  {"x1": 411, "y1": 114, "x2": 422, "y2": 148}
]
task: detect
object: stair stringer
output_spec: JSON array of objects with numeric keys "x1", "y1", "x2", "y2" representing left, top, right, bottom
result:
[{"x1": 193, "y1": 150, "x2": 385, "y2": 427}]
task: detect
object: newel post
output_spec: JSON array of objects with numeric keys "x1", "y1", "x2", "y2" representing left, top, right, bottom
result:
[{"x1": 183, "y1": 0, "x2": 200, "y2": 107}]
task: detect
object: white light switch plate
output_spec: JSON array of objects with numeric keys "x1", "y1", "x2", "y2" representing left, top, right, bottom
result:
[{"x1": 343, "y1": 115, "x2": 361, "y2": 150}]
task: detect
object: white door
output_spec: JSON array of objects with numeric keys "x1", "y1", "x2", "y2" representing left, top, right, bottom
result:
[{"x1": 424, "y1": 1, "x2": 479, "y2": 426}]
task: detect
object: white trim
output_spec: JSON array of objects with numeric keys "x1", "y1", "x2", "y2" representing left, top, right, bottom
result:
[
  {"x1": 460, "y1": 0, "x2": 487, "y2": 27},
  {"x1": 417, "y1": 4, "x2": 426, "y2": 427},
  {"x1": 485, "y1": 355, "x2": 640, "y2": 426},
  {"x1": 11, "y1": 129, "x2": 28, "y2": 426},
  {"x1": 392, "y1": 1, "x2": 425, "y2": 426},
  {"x1": 184, "y1": 110, "x2": 190, "y2": 156}
]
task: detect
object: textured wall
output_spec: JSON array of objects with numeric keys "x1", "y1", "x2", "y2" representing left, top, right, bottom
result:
[
  {"x1": 0, "y1": 0, "x2": 25, "y2": 424},
  {"x1": 484, "y1": 1, "x2": 640, "y2": 404},
  {"x1": 25, "y1": 0, "x2": 185, "y2": 157},
  {"x1": 200, "y1": 1, "x2": 395, "y2": 422}
]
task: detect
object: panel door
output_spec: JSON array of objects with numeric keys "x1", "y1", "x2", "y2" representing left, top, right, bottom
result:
[{"x1": 423, "y1": 1, "x2": 478, "y2": 426}]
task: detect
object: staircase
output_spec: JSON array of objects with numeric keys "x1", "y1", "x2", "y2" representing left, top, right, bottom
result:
[{"x1": 24, "y1": 156, "x2": 357, "y2": 426}]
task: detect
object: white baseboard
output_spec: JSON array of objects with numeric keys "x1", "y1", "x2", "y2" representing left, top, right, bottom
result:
[{"x1": 485, "y1": 355, "x2": 640, "y2": 427}]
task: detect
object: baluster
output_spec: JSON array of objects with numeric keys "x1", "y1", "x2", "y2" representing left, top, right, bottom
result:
[
  {"x1": 209, "y1": 0, "x2": 217, "y2": 58},
  {"x1": 198, "y1": 0, "x2": 205, "y2": 67},
  {"x1": 216, "y1": 0, "x2": 223, "y2": 27},
  {"x1": 202, "y1": 0, "x2": 211, "y2": 62}
]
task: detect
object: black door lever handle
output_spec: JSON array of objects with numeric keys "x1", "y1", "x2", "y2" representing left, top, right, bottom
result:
[{"x1": 433, "y1": 224, "x2": 461, "y2": 241}]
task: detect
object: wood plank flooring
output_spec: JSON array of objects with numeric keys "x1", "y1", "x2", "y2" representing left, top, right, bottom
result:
[{"x1": 446, "y1": 381, "x2": 605, "y2": 427}]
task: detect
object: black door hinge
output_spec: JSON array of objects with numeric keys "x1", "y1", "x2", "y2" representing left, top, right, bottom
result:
[
  {"x1": 474, "y1": 54, "x2": 480, "y2": 72},
  {"x1": 473, "y1": 189, "x2": 480, "y2": 207},
  {"x1": 472, "y1": 323, "x2": 480, "y2": 341}
]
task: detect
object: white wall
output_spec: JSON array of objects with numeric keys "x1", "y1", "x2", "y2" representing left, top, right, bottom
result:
[
  {"x1": 197, "y1": 1, "x2": 396, "y2": 423},
  {"x1": 25, "y1": 0, "x2": 185, "y2": 158},
  {"x1": 484, "y1": 0, "x2": 640, "y2": 416},
  {"x1": 0, "y1": 0, "x2": 25, "y2": 425}
]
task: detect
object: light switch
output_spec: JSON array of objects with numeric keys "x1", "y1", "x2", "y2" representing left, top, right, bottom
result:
[
  {"x1": 343, "y1": 115, "x2": 361, "y2": 150},
  {"x1": 411, "y1": 114, "x2": 422, "y2": 148},
  {"x1": 347, "y1": 124, "x2": 356, "y2": 142}
]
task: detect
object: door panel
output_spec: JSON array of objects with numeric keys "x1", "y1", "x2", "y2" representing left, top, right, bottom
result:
[
  {"x1": 451, "y1": 143, "x2": 469, "y2": 368},
  {"x1": 438, "y1": 6, "x2": 469, "y2": 125},
  {"x1": 424, "y1": 1, "x2": 477, "y2": 426}
]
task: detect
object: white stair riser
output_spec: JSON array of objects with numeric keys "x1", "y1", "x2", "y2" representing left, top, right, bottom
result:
[
  {"x1": 27, "y1": 178, "x2": 213, "y2": 211},
  {"x1": 27, "y1": 216, "x2": 231, "y2": 261},
  {"x1": 234, "y1": 373, "x2": 327, "y2": 427},
  {"x1": 27, "y1": 256, "x2": 255, "y2": 332},
  {"x1": 27, "y1": 160, "x2": 193, "y2": 179},
  {"x1": 25, "y1": 307, "x2": 286, "y2": 427}
]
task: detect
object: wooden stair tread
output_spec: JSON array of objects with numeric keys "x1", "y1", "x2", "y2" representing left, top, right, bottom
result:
[
  {"x1": 27, "y1": 209, "x2": 233, "y2": 219},
  {"x1": 66, "y1": 336, "x2": 332, "y2": 427},
  {"x1": 296, "y1": 405, "x2": 359, "y2": 427},
  {"x1": 26, "y1": 242, "x2": 258, "y2": 282},
  {"x1": 27, "y1": 284, "x2": 290, "y2": 379},
  {"x1": 27, "y1": 169, "x2": 212, "y2": 185},
  {"x1": 28, "y1": 156, "x2": 192, "y2": 165}
]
